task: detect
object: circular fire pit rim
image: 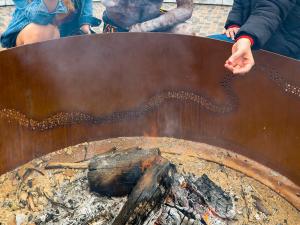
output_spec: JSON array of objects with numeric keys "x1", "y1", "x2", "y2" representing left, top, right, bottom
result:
[{"x1": 41, "y1": 136, "x2": 300, "y2": 210}]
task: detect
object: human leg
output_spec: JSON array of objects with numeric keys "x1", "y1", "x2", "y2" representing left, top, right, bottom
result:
[
  {"x1": 168, "y1": 23, "x2": 194, "y2": 35},
  {"x1": 16, "y1": 23, "x2": 60, "y2": 46}
]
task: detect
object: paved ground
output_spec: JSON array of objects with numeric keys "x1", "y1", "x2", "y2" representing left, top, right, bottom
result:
[{"x1": 0, "y1": 3, "x2": 231, "y2": 50}]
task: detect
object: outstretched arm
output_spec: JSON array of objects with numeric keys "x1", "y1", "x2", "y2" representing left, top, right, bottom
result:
[
  {"x1": 225, "y1": 0, "x2": 297, "y2": 75},
  {"x1": 129, "y1": 0, "x2": 193, "y2": 32}
]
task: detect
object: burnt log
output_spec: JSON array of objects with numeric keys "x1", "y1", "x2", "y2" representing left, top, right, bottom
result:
[
  {"x1": 112, "y1": 157, "x2": 176, "y2": 225},
  {"x1": 87, "y1": 147, "x2": 161, "y2": 196},
  {"x1": 45, "y1": 162, "x2": 89, "y2": 169},
  {"x1": 187, "y1": 174, "x2": 235, "y2": 219}
]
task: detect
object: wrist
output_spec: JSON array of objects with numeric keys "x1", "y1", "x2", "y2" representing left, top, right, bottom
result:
[
  {"x1": 228, "y1": 25, "x2": 240, "y2": 29},
  {"x1": 236, "y1": 35, "x2": 254, "y2": 47}
]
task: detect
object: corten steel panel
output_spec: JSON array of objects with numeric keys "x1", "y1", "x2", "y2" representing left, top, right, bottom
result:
[{"x1": 0, "y1": 33, "x2": 299, "y2": 186}]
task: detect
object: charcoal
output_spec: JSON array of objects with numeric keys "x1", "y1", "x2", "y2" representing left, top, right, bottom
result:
[
  {"x1": 191, "y1": 174, "x2": 235, "y2": 219},
  {"x1": 88, "y1": 147, "x2": 161, "y2": 196},
  {"x1": 112, "y1": 158, "x2": 176, "y2": 225}
]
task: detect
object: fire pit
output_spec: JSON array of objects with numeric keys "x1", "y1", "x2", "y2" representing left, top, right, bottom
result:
[
  {"x1": 0, "y1": 138, "x2": 299, "y2": 224},
  {"x1": 0, "y1": 33, "x2": 299, "y2": 224}
]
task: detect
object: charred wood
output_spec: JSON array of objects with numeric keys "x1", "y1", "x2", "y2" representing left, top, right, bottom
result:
[
  {"x1": 88, "y1": 147, "x2": 161, "y2": 196},
  {"x1": 112, "y1": 157, "x2": 176, "y2": 225},
  {"x1": 45, "y1": 162, "x2": 89, "y2": 170},
  {"x1": 187, "y1": 174, "x2": 235, "y2": 219}
]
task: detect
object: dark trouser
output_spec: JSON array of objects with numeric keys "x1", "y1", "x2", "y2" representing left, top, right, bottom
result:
[
  {"x1": 102, "y1": 9, "x2": 168, "y2": 33},
  {"x1": 102, "y1": 11, "x2": 129, "y2": 33}
]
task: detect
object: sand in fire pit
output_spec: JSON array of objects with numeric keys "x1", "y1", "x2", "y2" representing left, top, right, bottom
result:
[{"x1": 0, "y1": 137, "x2": 299, "y2": 225}]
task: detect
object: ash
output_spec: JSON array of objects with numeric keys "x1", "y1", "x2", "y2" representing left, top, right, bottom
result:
[
  {"x1": 145, "y1": 174, "x2": 235, "y2": 225},
  {"x1": 35, "y1": 173, "x2": 126, "y2": 225},
  {"x1": 34, "y1": 172, "x2": 234, "y2": 225}
]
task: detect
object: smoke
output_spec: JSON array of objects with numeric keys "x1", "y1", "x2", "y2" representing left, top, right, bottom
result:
[
  {"x1": 13, "y1": 36, "x2": 120, "y2": 115},
  {"x1": 162, "y1": 116, "x2": 179, "y2": 137}
]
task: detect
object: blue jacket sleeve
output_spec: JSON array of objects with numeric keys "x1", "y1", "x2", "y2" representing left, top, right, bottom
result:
[
  {"x1": 79, "y1": 0, "x2": 92, "y2": 25},
  {"x1": 79, "y1": 0, "x2": 101, "y2": 26},
  {"x1": 13, "y1": 0, "x2": 28, "y2": 9}
]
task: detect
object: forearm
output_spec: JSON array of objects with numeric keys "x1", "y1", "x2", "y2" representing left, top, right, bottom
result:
[
  {"x1": 131, "y1": 0, "x2": 193, "y2": 32},
  {"x1": 79, "y1": 0, "x2": 93, "y2": 26}
]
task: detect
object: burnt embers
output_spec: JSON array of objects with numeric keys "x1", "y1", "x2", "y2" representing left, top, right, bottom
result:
[
  {"x1": 88, "y1": 147, "x2": 164, "y2": 196},
  {"x1": 87, "y1": 147, "x2": 235, "y2": 225}
]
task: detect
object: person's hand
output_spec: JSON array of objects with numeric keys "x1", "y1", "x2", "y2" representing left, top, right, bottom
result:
[
  {"x1": 224, "y1": 38, "x2": 255, "y2": 75},
  {"x1": 223, "y1": 27, "x2": 240, "y2": 40},
  {"x1": 80, "y1": 24, "x2": 91, "y2": 34}
]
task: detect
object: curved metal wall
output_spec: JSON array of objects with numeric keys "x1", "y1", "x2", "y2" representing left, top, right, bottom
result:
[{"x1": 0, "y1": 33, "x2": 299, "y2": 187}]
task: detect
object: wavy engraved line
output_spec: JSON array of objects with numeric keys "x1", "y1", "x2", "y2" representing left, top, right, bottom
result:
[
  {"x1": 258, "y1": 65, "x2": 300, "y2": 98},
  {"x1": 2, "y1": 66, "x2": 299, "y2": 131},
  {"x1": 0, "y1": 76, "x2": 237, "y2": 131}
]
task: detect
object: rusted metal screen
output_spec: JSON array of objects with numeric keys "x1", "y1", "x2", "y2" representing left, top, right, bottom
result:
[{"x1": 0, "y1": 33, "x2": 299, "y2": 187}]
